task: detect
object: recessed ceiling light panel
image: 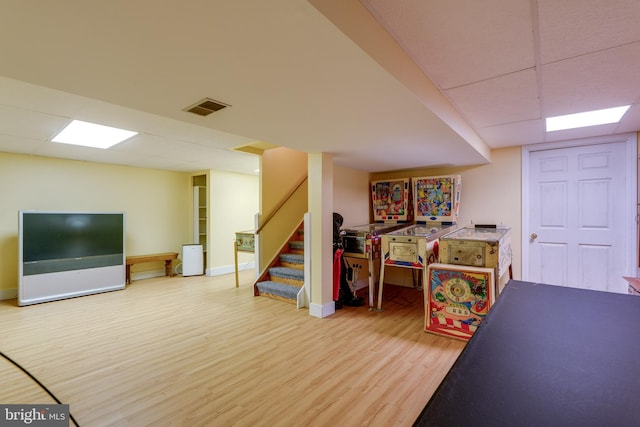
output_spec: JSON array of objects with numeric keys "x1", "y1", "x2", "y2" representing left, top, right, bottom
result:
[
  {"x1": 546, "y1": 105, "x2": 630, "y2": 132},
  {"x1": 51, "y1": 120, "x2": 138, "y2": 149}
]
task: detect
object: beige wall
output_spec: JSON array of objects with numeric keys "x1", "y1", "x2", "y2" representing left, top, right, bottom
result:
[
  {"x1": 257, "y1": 146, "x2": 523, "y2": 292},
  {"x1": 2, "y1": 145, "x2": 524, "y2": 300},
  {"x1": 332, "y1": 165, "x2": 373, "y2": 290},
  {"x1": 333, "y1": 164, "x2": 370, "y2": 226},
  {"x1": 261, "y1": 147, "x2": 308, "y2": 215},
  {"x1": 258, "y1": 147, "x2": 308, "y2": 271},
  {"x1": 0, "y1": 152, "x2": 192, "y2": 299},
  {"x1": 370, "y1": 146, "x2": 522, "y2": 284},
  {"x1": 208, "y1": 170, "x2": 259, "y2": 274},
  {"x1": 330, "y1": 147, "x2": 522, "y2": 290}
]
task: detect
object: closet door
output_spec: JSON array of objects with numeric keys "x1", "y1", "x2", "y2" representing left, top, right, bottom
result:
[{"x1": 525, "y1": 139, "x2": 632, "y2": 293}]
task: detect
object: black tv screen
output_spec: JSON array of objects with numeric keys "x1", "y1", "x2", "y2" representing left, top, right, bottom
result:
[{"x1": 20, "y1": 211, "x2": 125, "y2": 275}]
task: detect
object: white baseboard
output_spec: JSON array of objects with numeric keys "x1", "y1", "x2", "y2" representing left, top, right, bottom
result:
[
  {"x1": 206, "y1": 261, "x2": 255, "y2": 277},
  {"x1": 0, "y1": 288, "x2": 17, "y2": 301},
  {"x1": 122, "y1": 261, "x2": 258, "y2": 282},
  {"x1": 309, "y1": 301, "x2": 336, "y2": 318},
  {"x1": 3, "y1": 262, "x2": 258, "y2": 299}
]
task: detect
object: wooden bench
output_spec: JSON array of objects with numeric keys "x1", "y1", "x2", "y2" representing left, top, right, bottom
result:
[{"x1": 125, "y1": 252, "x2": 179, "y2": 284}]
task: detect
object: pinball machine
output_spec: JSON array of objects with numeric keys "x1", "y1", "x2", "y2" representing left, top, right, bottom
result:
[
  {"x1": 376, "y1": 175, "x2": 462, "y2": 311},
  {"x1": 424, "y1": 225, "x2": 512, "y2": 340},
  {"x1": 340, "y1": 178, "x2": 412, "y2": 309},
  {"x1": 438, "y1": 225, "x2": 512, "y2": 294}
]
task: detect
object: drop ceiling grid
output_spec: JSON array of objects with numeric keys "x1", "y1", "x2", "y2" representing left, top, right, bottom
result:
[
  {"x1": 476, "y1": 119, "x2": 545, "y2": 148},
  {"x1": 361, "y1": 0, "x2": 535, "y2": 89},
  {"x1": 541, "y1": 42, "x2": 640, "y2": 116},
  {"x1": 615, "y1": 103, "x2": 640, "y2": 134},
  {"x1": 111, "y1": 134, "x2": 182, "y2": 157},
  {"x1": 1, "y1": 1, "x2": 639, "y2": 173},
  {"x1": 0, "y1": 78, "x2": 90, "y2": 120},
  {"x1": 0, "y1": 134, "x2": 47, "y2": 155},
  {"x1": 0, "y1": 106, "x2": 69, "y2": 142},
  {"x1": 537, "y1": 0, "x2": 640, "y2": 64},
  {"x1": 144, "y1": 119, "x2": 254, "y2": 150},
  {"x1": 444, "y1": 69, "x2": 541, "y2": 129}
]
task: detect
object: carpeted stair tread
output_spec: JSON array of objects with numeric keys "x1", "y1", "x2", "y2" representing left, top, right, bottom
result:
[
  {"x1": 256, "y1": 281, "x2": 299, "y2": 301},
  {"x1": 269, "y1": 266, "x2": 304, "y2": 280},
  {"x1": 279, "y1": 253, "x2": 304, "y2": 264},
  {"x1": 289, "y1": 241, "x2": 304, "y2": 251}
]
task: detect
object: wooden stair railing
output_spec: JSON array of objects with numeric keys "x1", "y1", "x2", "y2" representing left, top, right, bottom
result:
[
  {"x1": 252, "y1": 174, "x2": 308, "y2": 307},
  {"x1": 255, "y1": 175, "x2": 307, "y2": 235}
]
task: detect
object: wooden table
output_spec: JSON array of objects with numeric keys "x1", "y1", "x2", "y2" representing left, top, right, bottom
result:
[
  {"x1": 414, "y1": 280, "x2": 640, "y2": 426},
  {"x1": 125, "y1": 252, "x2": 178, "y2": 284}
]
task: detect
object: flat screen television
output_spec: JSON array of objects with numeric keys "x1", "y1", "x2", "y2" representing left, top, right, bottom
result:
[{"x1": 18, "y1": 211, "x2": 126, "y2": 305}]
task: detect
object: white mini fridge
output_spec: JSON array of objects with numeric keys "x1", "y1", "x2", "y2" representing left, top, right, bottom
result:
[{"x1": 182, "y1": 244, "x2": 204, "y2": 276}]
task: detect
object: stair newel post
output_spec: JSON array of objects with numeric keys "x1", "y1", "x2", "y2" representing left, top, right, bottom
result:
[
  {"x1": 298, "y1": 212, "x2": 312, "y2": 308},
  {"x1": 234, "y1": 239, "x2": 239, "y2": 288}
]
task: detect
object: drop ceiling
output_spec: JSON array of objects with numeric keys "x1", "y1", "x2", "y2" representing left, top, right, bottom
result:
[{"x1": 0, "y1": 0, "x2": 638, "y2": 174}]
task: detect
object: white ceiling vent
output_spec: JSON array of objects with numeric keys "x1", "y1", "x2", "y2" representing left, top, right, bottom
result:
[{"x1": 184, "y1": 98, "x2": 230, "y2": 116}]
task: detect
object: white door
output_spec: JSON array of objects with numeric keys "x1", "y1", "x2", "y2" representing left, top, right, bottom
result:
[{"x1": 524, "y1": 135, "x2": 637, "y2": 293}]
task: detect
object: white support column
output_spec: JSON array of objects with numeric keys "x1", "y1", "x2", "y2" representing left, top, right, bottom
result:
[{"x1": 307, "y1": 153, "x2": 334, "y2": 318}]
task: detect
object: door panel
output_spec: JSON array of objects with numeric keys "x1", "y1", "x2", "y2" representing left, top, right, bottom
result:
[
  {"x1": 579, "y1": 179, "x2": 609, "y2": 228},
  {"x1": 540, "y1": 181, "x2": 567, "y2": 227},
  {"x1": 539, "y1": 242, "x2": 567, "y2": 286},
  {"x1": 528, "y1": 142, "x2": 627, "y2": 293},
  {"x1": 578, "y1": 244, "x2": 611, "y2": 291}
]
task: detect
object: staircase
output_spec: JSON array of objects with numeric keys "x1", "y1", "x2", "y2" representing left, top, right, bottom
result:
[{"x1": 254, "y1": 226, "x2": 306, "y2": 305}]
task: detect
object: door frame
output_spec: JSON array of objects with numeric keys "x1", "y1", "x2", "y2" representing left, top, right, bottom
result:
[{"x1": 521, "y1": 133, "x2": 638, "y2": 283}]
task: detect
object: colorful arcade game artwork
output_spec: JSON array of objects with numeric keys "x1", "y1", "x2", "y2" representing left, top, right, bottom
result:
[
  {"x1": 413, "y1": 175, "x2": 461, "y2": 223},
  {"x1": 371, "y1": 178, "x2": 411, "y2": 222},
  {"x1": 425, "y1": 263, "x2": 495, "y2": 341}
]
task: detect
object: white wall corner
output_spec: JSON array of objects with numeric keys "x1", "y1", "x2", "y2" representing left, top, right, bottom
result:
[
  {"x1": 309, "y1": 301, "x2": 335, "y2": 318},
  {"x1": 303, "y1": 212, "x2": 312, "y2": 309},
  {"x1": 206, "y1": 263, "x2": 255, "y2": 277}
]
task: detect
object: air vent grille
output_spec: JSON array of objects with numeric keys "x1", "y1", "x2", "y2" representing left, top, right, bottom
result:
[{"x1": 184, "y1": 98, "x2": 229, "y2": 116}]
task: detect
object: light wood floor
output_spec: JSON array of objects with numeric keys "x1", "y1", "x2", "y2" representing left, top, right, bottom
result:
[{"x1": 0, "y1": 271, "x2": 465, "y2": 427}]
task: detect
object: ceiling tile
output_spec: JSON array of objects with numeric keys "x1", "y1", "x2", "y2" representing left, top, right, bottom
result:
[
  {"x1": 361, "y1": 0, "x2": 535, "y2": 89},
  {"x1": 538, "y1": 0, "x2": 640, "y2": 64},
  {"x1": 146, "y1": 119, "x2": 255, "y2": 148},
  {"x1": 0, "y1": 134, "x2": 47, "y2": 154},
  {"x1": 33, "y1": 140, "x2": 101, "y2": 161},
  {"x1": 543, "y1": 122, "x2": 620, "y2": 142},
  {"x1": 186, "y1": 150, "x2": 259, "y2": 174},
  {"x1": 77, "y1": 99, "x2": 168, "y2": 135},
  {"x1": 0, "y1": 105, "x2": 69, "y2": 140},
  {"x1": 111, "y1": 133, "x2": 179, "y2": 156},
  {"x1": 136, "y1": 155, "x2": 199, "y2": 172},
  {"x1": 542, "y1": 42, "x2": 640, "y2": 116},
  {"x1": 0, "y1": 76, "x2": 90, "y2": 117},
  {"x1": 477, "y1": 119, "x2": 545, "y2": 148},
  {"x1": 445, "y1": 69, "x2": 540, "y2": 128},
  {"x1": 614, "y1": 104, "x2": 640, "y2": 133}
]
